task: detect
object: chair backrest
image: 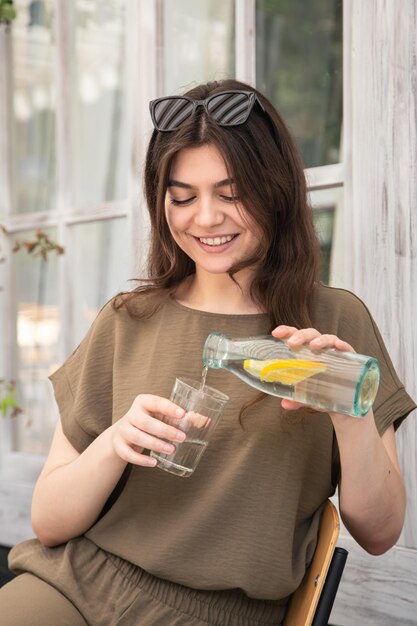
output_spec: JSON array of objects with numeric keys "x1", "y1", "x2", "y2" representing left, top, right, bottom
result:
[{"x1": 283, "y1": 500, "x2": 343, "y2": 626}]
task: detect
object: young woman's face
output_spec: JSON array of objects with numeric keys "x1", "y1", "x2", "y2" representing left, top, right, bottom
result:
[{"x1": 164, "y1": 144, "x2": 261, "y2": 276}]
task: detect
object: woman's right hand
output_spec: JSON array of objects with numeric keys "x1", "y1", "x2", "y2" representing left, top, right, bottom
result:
[
  {"x1": 32, "y1": 394, "x2": 186, "y2": 545},
  {"x1": 111, "y1": 394, "x2": 186, "y2": 467}
]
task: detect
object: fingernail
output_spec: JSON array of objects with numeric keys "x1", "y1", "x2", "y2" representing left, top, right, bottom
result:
[
  {"x1": 176, "y1": 431, "x2": 186, "y2": 442},
  {"x1": 175, "y1": 408, "x2": 184, "y2": 417},
  {"x1": 148, "y1": 457, "x2": 157, "y2": 466},
  {"x1": 163, "y1": 443, "x2": 174, "y2": 453}
]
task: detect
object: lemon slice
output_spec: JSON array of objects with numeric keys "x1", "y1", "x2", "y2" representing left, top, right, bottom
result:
[
  {"x1": 243, "y1": 359, "x2": 327, "y2": 386},
  {"x1": 243, "y1": 359, "x2": 278, "y2": 378}
]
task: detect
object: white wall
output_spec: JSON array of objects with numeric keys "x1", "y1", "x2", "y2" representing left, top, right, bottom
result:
[{"x1": 332, "y1": 2, "x2": 417, "y2": 624}]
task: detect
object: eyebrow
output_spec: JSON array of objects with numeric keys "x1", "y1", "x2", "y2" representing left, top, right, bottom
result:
[{"x1": 167, "y1": 178, "x2": 235, "y2": 189}]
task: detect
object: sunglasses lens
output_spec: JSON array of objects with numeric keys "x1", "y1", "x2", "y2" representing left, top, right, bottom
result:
[
  {"x1": 152, "y1": 97, "x2": 194, "y2": 131},
  {"x1": 207, "y1": 92, "x2": 252, "y2": 126}
]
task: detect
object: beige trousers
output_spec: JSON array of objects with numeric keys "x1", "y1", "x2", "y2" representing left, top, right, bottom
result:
[
  {"x1": 3, "y1": 536, "x2": 287, "y2": 625},
  {"x1": 0, "y1": 573, "x2": 87, "y2": 625}
]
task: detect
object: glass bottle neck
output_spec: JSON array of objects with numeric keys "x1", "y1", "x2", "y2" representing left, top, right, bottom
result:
[{"x1": 202, "y1": 332, "x2": 229, "y2": 368}]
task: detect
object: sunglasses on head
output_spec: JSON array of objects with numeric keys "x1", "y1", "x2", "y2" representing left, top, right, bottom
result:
[{"x1": 149, "y1": 90, "x2": 266, "y2": 132}]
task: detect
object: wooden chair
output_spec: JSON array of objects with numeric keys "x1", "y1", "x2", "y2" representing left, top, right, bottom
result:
[{"x1": 283, "y1": 500, "x2": 348, "y2": 626}]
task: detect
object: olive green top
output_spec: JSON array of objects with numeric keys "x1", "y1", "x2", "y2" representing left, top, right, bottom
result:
[{"x1": 10, "y1": 285, "x2": 416, "y2": 601}]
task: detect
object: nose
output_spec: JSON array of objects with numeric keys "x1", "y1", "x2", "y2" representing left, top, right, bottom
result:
[{"x1": 193, "y1": 196, "x2": 225, "y2": 229}]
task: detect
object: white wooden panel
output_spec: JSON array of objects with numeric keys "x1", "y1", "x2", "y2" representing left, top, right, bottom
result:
[
  {"x1": 341, "y1": 0, "x2": 417, "y2": 622},
  {"x1": 305, "y1": 164, "x2": 344, "y2": 191},
  {"x1": 344, "y1": 0, "x2": 417, "y2": 546}
]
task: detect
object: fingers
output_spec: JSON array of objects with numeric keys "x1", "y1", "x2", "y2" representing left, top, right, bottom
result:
[
  {"x1": 281, "y1": 399, "x2": 323, "y2": 414},
  {"x1": 272, "y1": 325, "x2": 298, "y2": 338},
  {"x1": 272, "y1": 326, "x2": 321, "y2": 347},
  {"x1": 112, "y1": 437, "x2": 159, "y2": 467},
  {"x1": 127, "y1": 398, "x2": 186, "y2": 445},
  {"x1": 185, "y1": 411, "x2": 211, "y2": 429},
  {"x1": 112, "y1": 394, "x2": 187, "y2": 467},
  {"x1": 281, "y1": 399, "x2": 305, "y2": 411},
  {"x1": 133, "y1": 394, "x2": 185, "y2": 420},
  {"x1": 272, "y1": 326, "x2": 355, "y2": 352},
  {"x1": 310, "y1": 335, "x2": 355, "y2": 352}
]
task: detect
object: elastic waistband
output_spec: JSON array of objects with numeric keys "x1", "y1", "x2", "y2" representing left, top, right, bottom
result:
[{"x1": 106, "y1": 551, "x2": 287, "y2": 626}]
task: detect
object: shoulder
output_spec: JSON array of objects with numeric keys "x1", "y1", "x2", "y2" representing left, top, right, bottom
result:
[
  {"x1": 53, "y1": 291, "x2": 166, "y2": 386},
  {"x1": 312, "y1": 283, "x2": 373, "y2": 316},
  {"x1": 313, "y1": 283, "x2": 369, "y2": 311},
  {"x1": 311, "y1": 284, "x2": 377, "y2": 337},
  {"x1": 80, "y1": 297, "x2": 127, "y2": 343},
  {"x1": 92, "y1": 290, "x2": 168, "y2": 330},
  {"x1": 64, "y1": 292, "x2": 156, "y2": 363},
  {"x1": 112, "y1": 289, "x2": 171, "y2": 320}
]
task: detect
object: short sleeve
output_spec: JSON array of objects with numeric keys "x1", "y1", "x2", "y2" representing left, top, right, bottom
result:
[
  {"x1": 49, "y1": 300, "x2": 116, "y2": 453},
  {"x1": 314, "y1": 286, "x2": 416, "y2": 436},
  {"x1": 364, "y1": 316, "x2": 416, "y2": 435}
]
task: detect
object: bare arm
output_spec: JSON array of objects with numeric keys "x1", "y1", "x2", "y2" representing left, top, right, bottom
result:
[
  {"x1": 273, "y1": 325, "x2": 407, "y2": 555},
  {"x1": 32, "y1": 395, "x2": 186, "y2": 547},
  {"x1": 331, "y1": 417, "x2": 405, "y2": 554}
]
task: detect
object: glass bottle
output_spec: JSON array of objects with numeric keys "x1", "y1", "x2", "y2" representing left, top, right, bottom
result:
[{"x1": 202, "y1": 333, "x2": 380, "y2": 418}]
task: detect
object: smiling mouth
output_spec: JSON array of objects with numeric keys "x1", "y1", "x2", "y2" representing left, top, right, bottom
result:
[{"x1": 197, "y1": 234, "x2": 238, "y2": 246}]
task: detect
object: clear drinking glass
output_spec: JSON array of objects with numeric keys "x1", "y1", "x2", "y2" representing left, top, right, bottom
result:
[{"x1": 150, "y1": 377, "x2": 229, "y2": 477}]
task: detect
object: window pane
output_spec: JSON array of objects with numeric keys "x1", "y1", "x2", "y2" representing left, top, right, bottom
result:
[
  {"x1": 256, "y1": 0, "x2": 343, "y2": 168},
  {"x1": 12, "y1": 0, "x2": 56, "y2": 214},
  {"x1": 74, "y1": 0, "x2": 127, "y2": 205},
  {"x1": 310, "y1": 187, "x2": 343, "y2": 285},
  {"x1": 13, "y1": 229, "x2": 61, "y2": 454},
  {"x1": 69, "y1": 218, "x2": 130, "y2": 344},
  {"x1": 161, "y1": 0, "x2": 235, "y2": 94}
]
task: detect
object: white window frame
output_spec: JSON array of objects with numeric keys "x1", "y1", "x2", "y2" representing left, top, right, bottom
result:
[{"x1": 0, "y1": 0, "x2": 344, "y2": 546}]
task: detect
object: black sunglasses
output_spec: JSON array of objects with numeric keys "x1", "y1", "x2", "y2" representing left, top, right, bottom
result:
[{"x1": 149, "y1": 90, "x2": 266, "y2": 132}]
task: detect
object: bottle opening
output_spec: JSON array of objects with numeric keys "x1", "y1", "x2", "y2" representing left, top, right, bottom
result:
[
  {"x1": 202, "y1": 332, "x2": 228, "y2": 369},
  {"x1": 353, "y1": 359, "x2": 380, "y2": 417}
]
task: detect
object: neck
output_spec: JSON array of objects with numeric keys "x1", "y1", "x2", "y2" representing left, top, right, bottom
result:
[{"x1": 174, "y1": 269, "x2": 264, "y2": 314}]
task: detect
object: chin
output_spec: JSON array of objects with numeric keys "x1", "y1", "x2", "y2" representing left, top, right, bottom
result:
[{"x1": 198, "y1": 261, "x2": 236, "y2": 275}]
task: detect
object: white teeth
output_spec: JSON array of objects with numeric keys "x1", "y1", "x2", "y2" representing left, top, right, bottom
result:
[{"x1": 199, "y1": 235, "x2": 234, "y2": 246}]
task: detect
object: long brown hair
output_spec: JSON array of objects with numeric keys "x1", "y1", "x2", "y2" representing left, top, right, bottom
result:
[{"x1": 117, "y1": 79, "x2": 321, "y2": 329}]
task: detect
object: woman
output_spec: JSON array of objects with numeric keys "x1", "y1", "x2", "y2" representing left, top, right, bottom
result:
[{"x1": 1, "y1": 80, "x2": 415, "y2": 625}]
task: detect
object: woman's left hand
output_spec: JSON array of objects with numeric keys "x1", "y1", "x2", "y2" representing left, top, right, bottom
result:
[{"x1": 271, "y1": 325, "x2": 355, "y2": 412}]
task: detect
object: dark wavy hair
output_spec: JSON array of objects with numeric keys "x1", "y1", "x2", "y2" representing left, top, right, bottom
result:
[{"x1": 117, "y1": 78, "x2": 321, "y2": 329}]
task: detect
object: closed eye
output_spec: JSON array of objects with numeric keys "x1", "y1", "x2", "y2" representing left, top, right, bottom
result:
[
  {"x1": 169, "y1": 196, "x2": 195, "y2": 206},
  {"x1": 220, "y1": 194, "x2": 240, "y2": 203}
]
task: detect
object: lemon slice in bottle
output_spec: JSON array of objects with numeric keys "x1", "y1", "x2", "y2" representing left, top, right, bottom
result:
[
  {"x1": 243, "y1": 359, "x2": 277, "y2": 378},
  {"x1": 243, "y1": 359, "x2": 327, "y2": 385}
]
